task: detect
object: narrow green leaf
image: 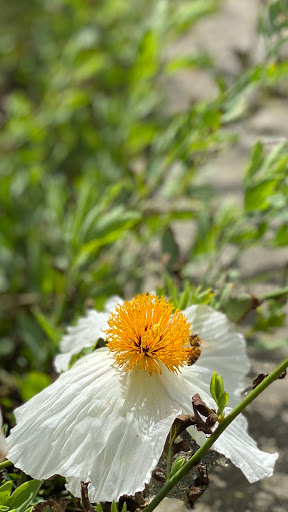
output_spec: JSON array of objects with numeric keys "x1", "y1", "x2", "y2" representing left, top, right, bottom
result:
[
  {"x1": 32, "y1": 308, "x2": 60, "y2": 345},
  {"x1": 210, "y1": 371, "x2": 217, "y2": 403},
  {"x1": 110, "y1": 501, "x2": 118, "y2": 512},
  {"x1": 163, "y1": 274, "x2": 178, "y2": 306},
  {"x1": 244, "y1": 141, "x2": 263, "y2": 183},
  {"x1": 6, "y1": 480, "x2": 42, "y2": 512},
  {"x1": 178, "y1": 283, "x2": 191, "y2": 310},
  {"x1": 161, "y1": 228, "x2": 179, "y2": 272},
  {"x1": 245, "y1": 179, "x2": 277, "y2": 212},
  {"x1": 215, "y1": 374, "x2": 224, "y2": 400},
  {"x1": 218, "y1": 391, "x2": 229, "y2": 412}
]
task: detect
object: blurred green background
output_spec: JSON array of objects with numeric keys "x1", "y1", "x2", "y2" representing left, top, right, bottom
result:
[{"x1": 1, "y1": 0, "x2": 288, "y2": 406}]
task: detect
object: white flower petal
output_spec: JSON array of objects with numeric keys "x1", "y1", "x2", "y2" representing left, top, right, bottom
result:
[
  {"x1": 214, "y1": 412, "x2": 278, "y2": 482},
  {"x1": 8, "y1": 349, "x2": 181, "y2": 503},
  {"x1": 54, "y1": 310, "x2": 110, "y2": 372},
  {"x1": 54, "y1": 297, "x2": 124, "y2": 373},
  {"x1": 161, "y1": 369, "x2": 277, "y2": 483},
  {"x1": 104, "y1": 295, "x2": 124, "y2": 313},
  {"x1": 160, "y1": 364, "x2": 213, "y2": 412},
  {"x1": 0, "y1": 410, "x2": 8, "y2": 462},
  {"x1": 182, "y1": 305, "x2": 249, "y2": 404}
]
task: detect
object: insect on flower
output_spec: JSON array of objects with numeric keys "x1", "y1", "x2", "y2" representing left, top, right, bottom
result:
[{"x1": 187, "y1": 333, "x2": 202, "y2": 366}]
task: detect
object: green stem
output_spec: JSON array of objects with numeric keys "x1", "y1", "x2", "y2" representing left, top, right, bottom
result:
[
  {"x1": 259, "y1": 287, "x2": 288, "y2": 301},
  {"x1": 0, "y1": 460, "x2": 13, "y2": 471},
  {"x1": 165, "y1": 432, "x2": 173, "y2": 480},
  {"x1": 143, "y1": 357, "x2": 288, "y2": 512}
]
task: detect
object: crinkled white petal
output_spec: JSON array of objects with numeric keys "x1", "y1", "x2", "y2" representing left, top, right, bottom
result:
[
  {"x1": 182, "y1": 304, "x2": 249, "y2": 404},
  {"x1": 213, "y1": 412, "x2": 278, "y2": 482},
  {"x1": 55, "y1": 298, "x2": 123, "y2": 373},
  {"x1": 0, "y1": 410, "x2": 8, "y2": 462},
  {"x1": 161, "y1": 369, "x2": 277, "y2": 483},
  {"x1": 8, "y1": 349, "x2": 181, "y2": 503}
]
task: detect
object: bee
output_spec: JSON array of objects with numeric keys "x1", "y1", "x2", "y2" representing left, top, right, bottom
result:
[{"x1": 187, "y1": 333, "x2": 202, "y2": 366}]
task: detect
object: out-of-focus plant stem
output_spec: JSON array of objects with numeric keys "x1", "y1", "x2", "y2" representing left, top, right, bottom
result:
[{"x1": 260, "y1": 287, "x2": 288, "y2": 301}]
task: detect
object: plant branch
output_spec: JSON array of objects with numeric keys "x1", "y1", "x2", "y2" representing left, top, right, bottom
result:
[
  {"x1": 165, "y1": 431, "x2": 174, "y2": 480},
  {"x1": 0, "y1": 460, "x2": 13, "y2": 471},
  {"x1": 143, "y1": 357, "x2": 288, "y2": 512},
  {"x1": 259, "y1": 287, "x2": 288, "y2": 301}
]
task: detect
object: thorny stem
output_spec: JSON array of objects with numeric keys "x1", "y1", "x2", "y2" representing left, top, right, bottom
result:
[{"x1": 143, "y1": 357, "x2": 288, "y2": 512}]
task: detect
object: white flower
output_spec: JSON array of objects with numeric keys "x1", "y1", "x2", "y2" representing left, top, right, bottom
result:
[
  {"x1": 0, "y1": 409, "x2": 8, "y2": 462},
  {"x1": 8, "y1": 294, "x2": 277, "y2": 503}
]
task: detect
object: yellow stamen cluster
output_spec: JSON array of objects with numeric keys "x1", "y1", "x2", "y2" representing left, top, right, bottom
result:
[{"x1": 105, "y1": 293, "x2": 191, "y2": 375}]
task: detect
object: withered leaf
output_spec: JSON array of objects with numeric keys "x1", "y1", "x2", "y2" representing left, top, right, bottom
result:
[
  {"x1": 192, "y1": 394, "x2": 211, "y2": 417},
  {"x1": 171, "y1": 414, "x2": 197, "y2": 437},
  {"x1": 81, "y1": 482, "x2": 95, "y2": 512},
  {"x1": 35, "y1": 499, "x2": 70, "y2": 512},
  {"x1": 252, "y1": 373, "x2": 268, "y2": 389},
  {"x1": 187, "y1": 466, "x2": 209, "y2": 508},
  {"x1": 253, "y1": 370, "x2": 286, "y2": 390},
  {"x1": 191, "y1": 394, "x2": 217, "y2": 436}
]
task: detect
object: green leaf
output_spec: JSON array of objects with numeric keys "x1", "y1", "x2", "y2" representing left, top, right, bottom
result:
[
  {"x1": 161, "y1": 228, "x2": 179, "y2": 272},
  {"x1": 244, "y1": 141, "x2": 264, "y2": 183},
  {"x1": 120, "y1": 504, "x2": 127, "y2": 512},
  {"x1": 163, "y1": 274, "x2": 178, "y2": 306},
  {"x1": 0, "y1": 482, "x2": 13, "y2": 506},
  {"x1": 210, "y1": 371, "x2": 224, "y2": 402},
  {"x1": 72, "y1": 210, "x2": 140, "y2": 269},
  {"x1": 218, "y1": 391, "x2": 229, "y2": 411},
  {"x1": 19, "y1": 372, "x2": 51, "y2": 402},
  {"x1": 178, "y1": 282, "x2": 191, "y2": 310},
  {"x1": 110, "y1": 501, "x2": 118, "y2": 512},
  {"x1": 245, "y1": 179, "x2": 278, "y2": 212},
  {"x1": 95, "y1": 505, "x2": 103, "y2": 512},
  {"x1": 274, "y1": 224, "x2": 288, "y2": 246},
  {"x1": 6, "y1": 480, "x2": 42, "y2": 512},
  {"x1": 210, "y1": 372, "x2": 229, "y2": 417},
  {"x1": 32, "y1": 308, "x2": 60, "y2": 345}
]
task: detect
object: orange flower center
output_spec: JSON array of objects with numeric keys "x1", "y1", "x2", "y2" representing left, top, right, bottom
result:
[{"x1": 105, "y1": 293, "x2": 191, "y2": 375}]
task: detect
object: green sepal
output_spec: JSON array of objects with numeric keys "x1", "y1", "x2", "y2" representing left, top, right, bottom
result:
[{"x1": 167, "y1": 457, "x2": 185, "y2": 480}]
